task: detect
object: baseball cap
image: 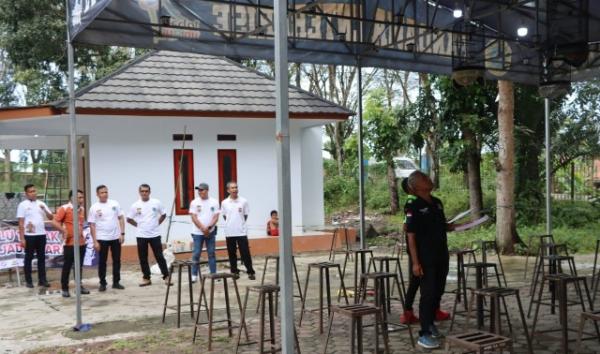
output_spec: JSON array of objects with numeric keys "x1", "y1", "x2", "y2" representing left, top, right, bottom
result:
[{"x1": 195, "y1": 183, "x2": 209, "y2": 190}]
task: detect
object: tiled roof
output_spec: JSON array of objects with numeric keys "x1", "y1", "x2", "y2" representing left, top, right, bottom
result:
[{"x1": 55, "y1": 51, "x2": 352, "y2": 116}]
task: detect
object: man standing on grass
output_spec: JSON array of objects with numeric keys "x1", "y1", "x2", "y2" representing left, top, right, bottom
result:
[
  {"x1": 221, "y1": 181, "x2": 255, "y2": 280},
  {"x1": 53, "y1": 189, "x2": 93, "y2": 297},
  {"x1": 189, "y1": 183, "x2": 220, "y2": 281},
  {"x1": 88, "y1": 185, "x2": 125, "y2": 291},
  {"x1": 17, "y1": 183, "x2": 53, "y2": 288},
  {"x1": 126, "y1": 184, "x2": 170, "y2": 286},
  {"x1": 405, "y1": 171, "x2": 456, "y2": 349}
]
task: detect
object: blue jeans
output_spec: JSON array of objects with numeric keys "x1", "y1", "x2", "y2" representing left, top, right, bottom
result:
[{"x1": 192, "y1": 229, "x2": 217, "y2": 275}]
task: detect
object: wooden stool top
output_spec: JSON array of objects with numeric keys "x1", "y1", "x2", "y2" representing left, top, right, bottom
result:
[
  {"x1": 203, "y1": 272, "x2": 238, "y2": 280},
  {"x1": 248, "y1": 284, "x2": 280, "y2": 293},
  {"x1": 541, "y1": 254, "x2": 574, "y2": 261},
  {"x1": 361, "y1": 271, "x2": 397, "y2": 280},
  {"x1": 330, "y1": 304, "x2": 380, "y2": 317},
  {"x1": 371, "y1": 256, "x2": 400, "y2": 261},
  {"x1": 472, "y1": 287, "x2": 518, "y2": 297},
  {"x1": 582, "y1": 310, "x2": 600, "y2": 321},
  {"x1": 447, "y1": 331, "x2": 512, "y2": 350},
  {"x1": 544, "y1": 273, "x2": 585, "y2": 282},
  {"x1": 308, "y1": 261, "x2": 340, "y2": 268},
  {"x1": 171, "y1": 259, "x2": 193, "y2": 266},
  {"x1": 450, "y1": 248, "x2": 476, "y2": 255},
  {"x1": 463, "y1": 262, "x2": 497, "y2": 269},
  {"x1": 350, "y1": 248, "x2": 374, "y2": 254}
]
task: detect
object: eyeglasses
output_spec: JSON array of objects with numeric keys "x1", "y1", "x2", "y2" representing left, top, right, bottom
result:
[{"x1": 140, "y1": 190, "x2": 150, "y2": 193}]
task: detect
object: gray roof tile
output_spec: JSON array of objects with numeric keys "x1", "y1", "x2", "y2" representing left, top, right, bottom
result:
[{"x1": 63, "y1": 51, "x2": 352, "y2": 117}]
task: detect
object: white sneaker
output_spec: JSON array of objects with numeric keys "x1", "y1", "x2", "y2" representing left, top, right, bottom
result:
[{"x1": 191, "y1": 275, "x2": 197, "y2": 283}]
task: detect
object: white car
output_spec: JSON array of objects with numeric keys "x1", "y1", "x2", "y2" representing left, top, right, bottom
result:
[{"x1": 393, "y1": 157, "x2": 418, "y2": 179}]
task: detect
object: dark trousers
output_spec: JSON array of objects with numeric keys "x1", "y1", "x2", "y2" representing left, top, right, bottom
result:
[
  {"x1": 226, "y1": 236, "x2": 255, "y2": 275},
  {"x1": 418, "y1": 257, "x2": 449, "y2": 336},
  {"x1": 405, "y1": 257, "x2": 421, "y2": 310},
  {"x1": 61, "y1": 245, "x2": 86, "y2": 291},
  {"x1": 137, "y1": 236, "x2": 169, "y2": 279},
  {"x1": 98, "y1": 239, "x2": 121, "y2": 286},
  {"x1": 24, "y1": 235, "x2": 47, "y2": 284}
]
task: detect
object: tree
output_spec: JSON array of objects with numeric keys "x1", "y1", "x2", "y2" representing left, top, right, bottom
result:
[
  {"x1": 436, "y1": 77, "x2": 497, "y2": 219},
  {"x1": 412, "y1": 73, "x2": 441, "y2": 187},
  {"x1": 0, "y1": 0, "x2": 137, "y2": 105},
  {"x1": 364, "y1": 88, "x2": 411, "y2": 213},
  {"x1": 496, "y1": 80, "x2": 516, "y2": 254}
]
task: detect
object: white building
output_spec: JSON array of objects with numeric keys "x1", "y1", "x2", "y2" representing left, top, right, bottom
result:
[{"x1": 0, "y1": 51, "x2": 352, "y2": 245}]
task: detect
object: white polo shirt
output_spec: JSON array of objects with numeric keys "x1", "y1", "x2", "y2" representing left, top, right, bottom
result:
[
  {"x1": 16, "y1": 199, "x2": 51, "y2": 236},
  {"x1": 189, "y1": 197, "x2": 220, "y2": 234},
  {"x1": 221, "y1": 196, "x2": 249, "y2": 237},
  {"x1": 88, "y1": 199, "x2": 123, "y2": 241},
  {"x1": 127, "y1": 198, "x2": 166, "y2": 238}
]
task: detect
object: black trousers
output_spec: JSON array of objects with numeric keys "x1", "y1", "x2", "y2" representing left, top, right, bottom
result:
[
  {"x1": 61, "y1": 245, "x2": 86, "y2": 291},
  {"x1": 137, "y1": 236, "x2": 169, "y2": 279},
  {"x1": 24, "y1": 235, "x2": 47, "y2": 284},
  {"x1": 405, "y1": 257, "x2": 421, "y2": 311},
  {"x1": 98, "y1": 239, "x2": 121, "y2": 286},
  {"x1": 418, "y1": 256, "x2": 449, "y2": 336},
  {"x1": 226, "y1": 236, "x2": 255, "y2": 275}
]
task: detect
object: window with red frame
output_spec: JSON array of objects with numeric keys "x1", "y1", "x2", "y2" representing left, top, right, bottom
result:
[
  {"x1": 218, "y1": 149, "x2": 237, "y2": 202},
  {"x1": 173, "y1": 149, "x2": 194, "y2": 215}
]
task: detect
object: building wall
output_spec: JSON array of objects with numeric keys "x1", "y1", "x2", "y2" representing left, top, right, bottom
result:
[{"x1": 0, "y1": 115, "x2": 327, "y2": 244}]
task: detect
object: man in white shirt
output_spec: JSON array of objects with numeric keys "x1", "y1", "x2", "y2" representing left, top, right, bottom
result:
[
  {"x1": 189, "y1": 183, "x2": 220, "y2": 281},
  {"x1": 221, "y1": 181, "x2": 255, "y2": 280},
  {"x1": 126, "y1": 184, "x2": 170, "y2": 286},
  {"x1": 16, "y1": 184, "x2": 53, "y2": 288},
  {"x1": 88, "y1": 185, "x2": 125, "y2": 291}
]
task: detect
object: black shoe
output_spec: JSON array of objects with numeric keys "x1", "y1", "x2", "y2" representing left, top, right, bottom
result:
[
  {"x1": 62, "y1": 290, "x2": 70, "y2": 298},
  {"x1": 248, "y1": 274, "x2": 256, "y2": 280},
  {"x1": 112, "y1": 283, "x2": 125, "y2": 290},
  {"x1": 80, "y1": 287, "x2": 90, "y2": 295},
  {"x1": 39, "y1": 281, "x2": 51, "y2": 288},
  {"x1": 26, "y1": 282, "x2": 34, "y2": 288},
  {"x1": 232, "y1": 273, "x2": 240, "y2": 280},
  {"x1": 99, "y1": 284, "x2": 107, "y2": 292}
]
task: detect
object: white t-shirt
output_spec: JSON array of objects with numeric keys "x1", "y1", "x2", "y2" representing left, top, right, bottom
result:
[
  {"x1": 127, "y1": 198, "x2": 166, "y2": 238},
  {"x1": 189, "y1": 197, "x2": 220, "y2": 235},
  {"x1": 16, "y1": 199, "x2": 51, "y2": 236},
  {"x1": 221, "y1": 196, "x2": 249, "y2": 237},
  {"x1": 88, "y1": 199, "x2": 123, "y2": 241}
]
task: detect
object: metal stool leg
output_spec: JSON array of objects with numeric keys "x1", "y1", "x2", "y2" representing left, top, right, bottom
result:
[
  {"x1": 162, "y1": 263, "x2": 174, "y2": 323},
  {"x1": 298, "y1": 265, "x2": 312, "y2": 326}
]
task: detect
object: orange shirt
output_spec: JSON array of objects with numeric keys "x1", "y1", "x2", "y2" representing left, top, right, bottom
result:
[{"x1": 55, "y1": 203, "x2": 85, "y2": 246}]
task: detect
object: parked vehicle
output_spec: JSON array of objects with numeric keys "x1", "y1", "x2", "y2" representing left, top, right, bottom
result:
[{"x1": 393, "y1": 157, "x2": 418, "y2": 178}]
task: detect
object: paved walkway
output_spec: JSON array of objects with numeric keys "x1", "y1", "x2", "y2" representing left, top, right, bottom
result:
[{"x1": 2, "y1": 249, "x2": 600, "y2": 353}]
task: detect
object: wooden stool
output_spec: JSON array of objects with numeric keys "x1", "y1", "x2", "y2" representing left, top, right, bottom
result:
[
  {"x1": 258, "y1": 255, "x2": 304, "y2": 312},
  {"x1": 472, "y1": 240, "x2": 508, "y2": 287},
  {"x1": 450, "y1": 248, "x2": 477, "y2": 310},
  {"x1": 591, "y1": 239, "x2": 600, "y2": 302},
  {"x1": 391, "y1": 232, "x2": 406, "y2": 260},
  {"x1": 450, "y1": 262, "x2": 502, "y2": 331},
  {"x1": 357, "y1": 272, "x2": 415, "y2": 347},
  {"x1": 236, "y1": 284, "x2": 301, "y2": 353},
  {"x1": 322, "y1": 304, "x2": 390, "y2": 354},
  {"x1": 193, "y1": 272, "x2": 245, "y2": 351},
  {"x1": 329, "y1": 227, "x2": 353, "y2": 261},
  {"x1": 299, "y1": 261, "x2": 349, "y2": 334},
  {"x1": 524, "y1": 234, "x2": 554, "y2": 281},
  {"x1": 527, "y1": 253, "x2": 578, "y2": 317},
  {"x1": 340, "y1": 249, "x2": 374, "y2": 302},
  {"x1": 575, "y1": 310, "x2": 600, "y2": 354},
  {"x1": 445, "y1": 331, "x2": 514, "y2": 353},
  {"x1": 465, "y1": 287, "x2": 533, "y2": 354},
  {"x1": 531, "y1": 273, "x2": 599, "y2": 354},
  {"x1": 368, "y1": 255, "x2": 406, "y2": 299},
  {"x1": 162, "y1": 259, "x2": 197, "y2": 328}
]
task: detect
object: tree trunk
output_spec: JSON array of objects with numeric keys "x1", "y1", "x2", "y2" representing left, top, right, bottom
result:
[
  {"x1": 3, "y1": 149, "x2": 10, "y2": 188},
  {"x1": 333, "y1": 122, "x2": 344, "y2": 175},
  {"x1": 496, "y1": 80, "x2": 516, "y2": 254},
  {"x1": 425, "y1": 135, "x2": 440, "y2": 189},
  {"x1": 386, "y1": 160, "x2": 399, "y2": 214},
  {"x1": 463, "y1": 128, "x2": 483, "y2": 219}
]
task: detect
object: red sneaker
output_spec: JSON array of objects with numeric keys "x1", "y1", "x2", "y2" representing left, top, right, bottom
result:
[
  {"x1": 400, "y1": 310, "x2": 419, "y2": 324},
  {"x1": 435, "y1": 308, "x2": 451, "y2": 321}
]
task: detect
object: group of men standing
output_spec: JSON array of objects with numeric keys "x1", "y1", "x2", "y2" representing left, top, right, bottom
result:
[{"x1": 16, "y1": 180, "x2": 256, "y2": 298}]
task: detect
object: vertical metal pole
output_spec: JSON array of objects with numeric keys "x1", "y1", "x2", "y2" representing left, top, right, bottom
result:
[
  {"x1": 66, "y1": 0, "x2": 82, "y2": 327},
  {"x1": 545, "y1": 98, "x2": 552, "y2": 235},
  {"x1": 274, "y1": 0, "x2": 294, "y2": 352},
  {"x1": 357, "y1": 61, "x2": 365, "y2": 249}
]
